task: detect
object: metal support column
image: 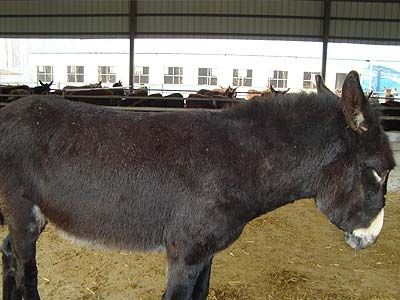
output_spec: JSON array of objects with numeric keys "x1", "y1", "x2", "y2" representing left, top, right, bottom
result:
[
  {"x1": 129, "y1": 0, "x2": 137, "y2": 94},
  {"x1": 321, "y1": 0, "x2": 331, "y2": 81}
]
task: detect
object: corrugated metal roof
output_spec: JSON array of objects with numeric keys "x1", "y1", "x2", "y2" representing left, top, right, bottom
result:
[{"x1": 0, "y1": 0, "x2": 399, "y2": 45}]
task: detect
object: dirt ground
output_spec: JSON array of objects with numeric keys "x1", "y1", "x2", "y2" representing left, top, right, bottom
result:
[{"x1": 0, "y1": 146, "x2": 400, "y2": 300}]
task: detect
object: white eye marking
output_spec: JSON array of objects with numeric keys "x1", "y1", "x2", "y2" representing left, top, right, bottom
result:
[
  {"x1": 372, "y1": 170, "x2": 382, "y2": 183},
  {"x1": 353, "y1": 209, "x2": 384, "y2": 239}
]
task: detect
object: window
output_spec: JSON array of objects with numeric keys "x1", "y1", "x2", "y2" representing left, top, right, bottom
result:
[
  {"x1": 37, "y1": 66, "x2": 53, "y2": 82},
  {"x1": 233, "y1": 69, "x2": 252, "y2": 86},
  {"x1": 303, "y1": 72, "x2": 320, "y2": 89},
  {"x1": 134, "y1": 66, "x2": 149, "y2": 84},
  {"x1": 269, "y1": 70, "x2": 288, "y2": 88},
  {"x1": 198, "y1": 68, "x2": 217, "y2": 85},
  {"x1": 67, "y1": 65, "x2": 84, "y2": 83},
  {"x1": 98, "y1": 66, "x2": 116, "y2": 83},
  {"x1": 335, "y1": 73, "x2": 347, "y2": 90},
  {"x1": 164, "y1": 67, "x2": 183, "y2": 84}
]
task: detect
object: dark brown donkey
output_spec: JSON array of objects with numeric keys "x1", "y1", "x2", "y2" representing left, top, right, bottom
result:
[{"x1": 0, "y1": 71, "x2": 395, "y2": 300}]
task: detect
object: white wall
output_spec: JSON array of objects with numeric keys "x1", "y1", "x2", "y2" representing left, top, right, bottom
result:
[{"x1": 1, "y1": 38, "x2": 400, "y2": 96}]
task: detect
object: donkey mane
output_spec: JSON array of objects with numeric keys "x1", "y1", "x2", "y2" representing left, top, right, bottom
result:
[
  {"x1": 226, "y1": 92, "x2": 383, "y2": 145},
  {"x1": 228, "y1": 92, "x2": 342, "y2": 123}
]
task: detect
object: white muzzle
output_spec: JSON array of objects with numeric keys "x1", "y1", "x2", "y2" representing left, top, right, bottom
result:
[{"x1": 344, "y1": 209, "x2": 384, "y2": 249}]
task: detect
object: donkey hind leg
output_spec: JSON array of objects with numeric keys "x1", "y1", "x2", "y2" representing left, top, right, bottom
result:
[
  {"x1": 2, "y1": 235, "x2": 22, "y2": 300},
  {"x1": 191, "y1": 257, "x2": 213, "y2": 300},
  {"x1": 162, "y1": 253, "x2": 213, "y2": 300},
  {"x1": 7, "y1": 203, "x2": 46, "y2": 300}
]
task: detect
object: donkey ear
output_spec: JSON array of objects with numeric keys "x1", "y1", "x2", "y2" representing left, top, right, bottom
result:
[
  {"x1": 282, "y1": 88, "x2": 290, "y2": 94},
  {"x1": 39, "y1": 80, "x2": 44, "y2": 86},
  {"x1": 341, "y1": 71, "x2": 369, "y2": 134},
  {"x1": 315, "y1": 74, "x2": 336, "y2": 97},
  {"x1": 270, "y1": 85, "x2": 276, "y2": 93}
]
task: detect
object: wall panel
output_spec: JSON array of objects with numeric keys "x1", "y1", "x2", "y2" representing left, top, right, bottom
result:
[{"x1": 330, "y1": 1, "x2": 400, "y2": 44}]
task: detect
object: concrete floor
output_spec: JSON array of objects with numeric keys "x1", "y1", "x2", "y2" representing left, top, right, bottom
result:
[
  {"x1": 388, "y1": 143, "x2": 400, "y2": 192},
  {"x1": 387, "y1": 132, "x2": 400, "y2": 191}
]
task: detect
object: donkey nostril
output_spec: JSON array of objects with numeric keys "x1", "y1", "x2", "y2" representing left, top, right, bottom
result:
[{"x1": 344, "y1": 232, "x2": 378, "y2": 250}]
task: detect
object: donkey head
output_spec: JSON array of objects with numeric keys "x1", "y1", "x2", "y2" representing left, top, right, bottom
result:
[
  {"x1": 39, "y1": 80, "x2": 53, "y2": 91},
  {"x1": 316, "y1": 71, "x2": 395, "y2": 250},
  {"x1": 224, "y1": 86, "x2": 238, "y2": 98},
  {"x1": 113, "y1": 80, "x2": 123, "y2": 87},
  {"x1": 269, "y1": 85, "x2": 289, "y2": 96}
]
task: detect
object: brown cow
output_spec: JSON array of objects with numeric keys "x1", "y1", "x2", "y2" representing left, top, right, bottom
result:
[
  {"x1": 189, "y1": 86, "x2": 238, "y2": 109},
  {"x1": 247, "y1": 85, "x2": 290, "y2": 100}
]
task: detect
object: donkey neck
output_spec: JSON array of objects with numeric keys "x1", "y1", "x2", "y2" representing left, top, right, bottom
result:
[{"x1": 220, "y1": 96, "x2": 346, "y2": 220}]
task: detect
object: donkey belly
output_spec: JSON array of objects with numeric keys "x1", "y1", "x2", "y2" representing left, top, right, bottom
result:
[
  {"x1": 34, "y1": 177, "x2": 169, "y2": 252},
  {"x1": 42, "y1": 199, "x2": 166, "y2": 252}
]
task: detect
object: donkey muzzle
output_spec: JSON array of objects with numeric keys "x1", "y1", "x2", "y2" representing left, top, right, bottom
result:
[
  {"x1": 344, "y1": 209, "x2": 384, "y2": 250},
  {"x1": 344, "y1": 232, "x2": 378, "y2": 249}
]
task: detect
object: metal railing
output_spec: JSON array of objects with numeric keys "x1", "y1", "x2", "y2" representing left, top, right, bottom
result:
[{"x1": 1, "y1": 89, "x2": 400, "y2": 116}]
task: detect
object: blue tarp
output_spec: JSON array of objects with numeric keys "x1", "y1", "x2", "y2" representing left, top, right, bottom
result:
[{"x1": 362, "y1": 65, "x2": 400, "y2": 94}]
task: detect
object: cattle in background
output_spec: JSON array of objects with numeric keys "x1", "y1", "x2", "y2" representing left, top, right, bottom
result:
[
  {"x1": 63, "y1": 81, "x2": 102, "y2": 91},
  {"x1": 0, "y1": 85, "x2": 32, "y2": 102},
  {"x1": 384, "y1": 88, "x2": 394, "y2": 100},
  {"x1": 63, "y1": 82, "x2": 117, "y2": 106},
  {"x1": 32, "y1": 80, "x2": 53, "y2": 95},
  {"x1": 53, "y1": 82, "x2": 103, "y2": 96},
  {"x1": 186, "y1": 93, "x2": 216, "y2": 109},
  {"x1": 112, "y1": 81, "x2": 126, "y2": 97},
  {"x1": 138, "y1": 93, "x2": 164, "y2": 107},
  {"x1": 121, "y1": 86, "x2": 149, "y2": 106},
  {"x1": 164, "y1": 93, "x2": 184, "y2": 108},
  {"x1": 380, "y1": 89, "x2": 400, "y2": 131},
  {"x1": 65, "y1": 89, "x2": 114, "y2": 106},
  {"x1": 123, "y1": 91, "x2": 184, "y2": 108},
  {"x1": 247, "y1": 85, "x2": 290, "y2": 100},
  {"x1": 187, "y1": 86, "x2": 238, "y2": 109},
  {"x1": 128, "y1": 87, "x2": 148, "y2": 97},
  {"x1": 247, "y1": 89, "x2": 263, "y2": 100},
  {"x1": 197, "y1": 86, "x2": 238, "y2": 98},
  {"x1": 0, "y1": 71, "x2": 394, "y2": 299},
  {"x1": 108, "y1": 81, "x2": 126, "y2": 106},
  {"x1": 8, "y1": 89, "x2": 32, "y2": 101}
]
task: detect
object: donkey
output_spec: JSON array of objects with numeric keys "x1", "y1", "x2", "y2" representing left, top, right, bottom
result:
[
  {"x1": 0, "y1": 71, "x2": 395, "y2": 300},
  {"x1": 265, "y1": 84, "x2": 290, "y2": 96},
  {"x1": 32, "y1": 81, "x2": 53, "y2": 95},
  {"x1": 198, "y1": 86, "x2": 238, "y2": 99}
]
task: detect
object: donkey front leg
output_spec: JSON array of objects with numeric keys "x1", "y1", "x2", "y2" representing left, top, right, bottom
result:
[
  {"x1": 162, "y1": 246, "x2": 213, "y2": 300},
  {"x1": 6, "y1": 201, "x2": 46, "y2": 300},
  {"x1": 191, "y1": 257, "x2": 213, "y2": 300},
  {"x1": 2, "y1": 235, "x2": 22, "y2": 300}
]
